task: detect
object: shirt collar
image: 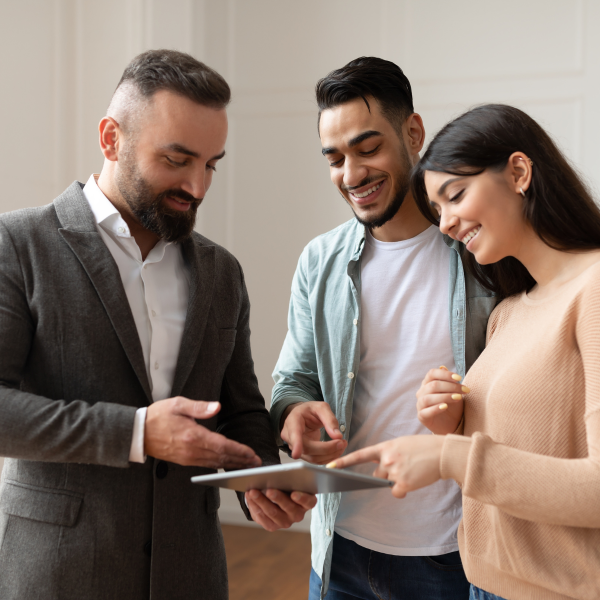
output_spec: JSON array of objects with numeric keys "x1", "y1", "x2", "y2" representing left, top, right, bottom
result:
[
  {"x1": 442, "y1": 232, "x2": 461, "y2": 252},
  {"x1": 351, "y1": 220, "x2": 459, "y2": 261},
  {"x1": 352, "y1": 220, "x2": 367, "y2": 259},
  {"x1": 82, "y1": 174, "x2": 132, "y2": 238}
]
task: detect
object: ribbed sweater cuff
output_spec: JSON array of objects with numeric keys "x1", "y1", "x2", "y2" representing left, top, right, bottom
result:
[{"x1": 440, "y1": 434, "x2": 472, "y2": 485}]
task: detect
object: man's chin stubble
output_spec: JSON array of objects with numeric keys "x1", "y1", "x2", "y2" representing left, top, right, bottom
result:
[{"x1": 350, "y1": 191, "x2": 406, "y2": 230}]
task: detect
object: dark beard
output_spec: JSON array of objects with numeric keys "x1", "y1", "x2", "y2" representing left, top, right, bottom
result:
[
  {"x1": 348, "y1": 145, "x2": 412, "y2": 230},
  {"x1": 351, "y1": 177, "x2": 409, "y2": 229},
  {"x1": 116, "y1": 152, "x2": 202, "y2": 243}
]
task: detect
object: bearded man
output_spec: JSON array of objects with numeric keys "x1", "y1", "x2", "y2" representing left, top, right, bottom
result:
[{"x1": 0, "y1": 49, "x2": 314, "y2": 600}]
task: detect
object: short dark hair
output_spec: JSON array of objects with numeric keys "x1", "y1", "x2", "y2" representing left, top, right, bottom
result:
[
  {"x1": 411, "y1": 103, "x2": 600, "y2": 299},
  {"x1": 315, "y1": 57, "x2": 414, "y2": 132},
  {"x1": 116, "y1": 49, "x2": 230, "y2": 109}
]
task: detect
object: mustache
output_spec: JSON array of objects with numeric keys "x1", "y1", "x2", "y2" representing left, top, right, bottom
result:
[
  {"x1": 158, "y1": 188, "x2": 203, "y2": 206},
  {"x1": 342, "y1": 176, "x2": 382, "y2": 193}
]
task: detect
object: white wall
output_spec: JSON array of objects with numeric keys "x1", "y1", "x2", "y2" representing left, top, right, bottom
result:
[{"x1": 1, "y1": 1, "x2": 599, "y2": 529}]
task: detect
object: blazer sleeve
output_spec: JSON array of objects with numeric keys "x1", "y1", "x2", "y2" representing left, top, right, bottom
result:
[{"x1": 0, "y1": 220, "x2": 136, "y2": 467}]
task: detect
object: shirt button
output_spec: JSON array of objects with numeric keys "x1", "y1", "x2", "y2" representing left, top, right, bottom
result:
[
  {"x1": 144, "y1": 265, "x2": 148, "y2": 269},
  {"x1": 154, "y1": 361, "x2": 159, "y2": 370},
  {"x1": 347, "y1": 372, "x2": 354, "y2": 379},
  {"x1": 118, "y1": 227, "x2": 125, "y2": 234},
  {"x1": 151, "y1": 310, "x2": 156, "y2": 317},
  {"x1": 353, "y1": 319, "x2": 358, "y2": 326},
  {"x1": 340, "y1": 425, "x2": 346, "y2": 433},
  {"x1": 325, "y1": 529, "x2": 331, "y2": 536}
]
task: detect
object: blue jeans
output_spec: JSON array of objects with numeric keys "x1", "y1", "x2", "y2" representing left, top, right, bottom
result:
[
  {"x1": 309, "y1": 532, "x2": 470, "y2": 599},
  {"x1": 469, "y1": 586, "x2": 508, "y2": 600}
]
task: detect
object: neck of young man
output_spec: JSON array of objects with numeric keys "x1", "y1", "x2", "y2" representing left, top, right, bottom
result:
[{"x1": 369, "y1": 193, "x2": 432, "y2": 243}]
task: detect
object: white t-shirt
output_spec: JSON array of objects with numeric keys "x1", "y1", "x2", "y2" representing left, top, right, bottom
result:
[{"x1": 335, "y1": 226, "x2": 462, "y2": 556}]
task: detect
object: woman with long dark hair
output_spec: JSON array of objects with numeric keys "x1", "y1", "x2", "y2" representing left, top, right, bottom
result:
[{"x1": 329, "y1": 104, "x2": 600, "y2": 600}]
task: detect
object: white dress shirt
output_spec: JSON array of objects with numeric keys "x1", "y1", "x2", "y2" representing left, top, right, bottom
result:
[{"x1": 82, "y1": 174, "x2": 190, "y2": 462}]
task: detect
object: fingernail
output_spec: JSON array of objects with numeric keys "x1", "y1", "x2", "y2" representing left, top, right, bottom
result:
[
  {"x1": 336, "y1": 441, "x2": 345, "y2": 449},
  {"x1": 333, "y1": 428, "x2": 341, "y2": 435},
  {"x1": 439, "y1": 365, "x2": 448, "y2": 371},
  {"x1": 461, "y1": 386, "x2": 470, "y2": 393},
  {"x1": 439, "y1": 403, "x2": 448, "y2": 411},
  {"x1": 451, "y1": 394, "x2": 462, "y2": 400},
  {"x1": 207, "y1": 402, "x2": 219, "y2": 413},
  {"x1": 451, "y1": 374, "x2": 462, "y2": 381},
  {"x1": 326, "y1": 461, "x2": 337, "y2": 468}
]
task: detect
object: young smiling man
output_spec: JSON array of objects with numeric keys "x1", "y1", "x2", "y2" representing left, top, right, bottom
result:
[{"x1": 270, "y1": 57, "x2": 497, "y2": 599}]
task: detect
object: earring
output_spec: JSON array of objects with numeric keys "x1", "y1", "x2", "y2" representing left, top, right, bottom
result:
[
  {"x1": 520, "y1": 187, "x2": 526, "y2": 198},
  {"x1": 519, "y1": 157, "x2": 534, "y2": 166}
]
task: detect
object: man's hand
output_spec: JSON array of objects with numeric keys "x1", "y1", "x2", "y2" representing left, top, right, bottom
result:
[
  {"x1": 245, "y1": 489, "x2": 317, "y2": 532},
  {"x1": 328, "y1": 435, "x2": 445, "y2": 499},
  {"x1": 280, "y1": 401, "x2": 347, "y2": 465},
  {"x1": 144, "y1": 396, "x2": 262, "y2": 469},
  {"x1": 416, "y1": 366, "x2": 468, "y2": 434}
]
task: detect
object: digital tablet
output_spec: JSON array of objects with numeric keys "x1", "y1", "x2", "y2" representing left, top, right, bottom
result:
[{"x1": 190, "y1": 460, "x2": 393, "y2": 494}]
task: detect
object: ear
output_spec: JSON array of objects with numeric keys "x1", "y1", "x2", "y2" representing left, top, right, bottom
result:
[
  {"x1": 506, "y1": 152, "x2": 533, "y2": 195},
  {"x1": 99, "y1": 116, "x2": 121, "y2": 161},
  {"x1": 404, "y1": 113, "x2": 426, "y2": 162}
]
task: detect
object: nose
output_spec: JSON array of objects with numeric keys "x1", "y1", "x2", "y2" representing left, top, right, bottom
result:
[
  {"x1": 181, "y1": 166, "x2": 208, "y2": 200},
  {"x1": 342, "y1": 156, "x2": 368, "y2": 190},
  {"x1": 439, "y1": 209, "x2": 459, "y2": 236}
]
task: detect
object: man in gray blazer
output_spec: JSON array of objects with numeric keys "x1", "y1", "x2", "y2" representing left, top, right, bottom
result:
[{"x1": 0, "y1": 49, "x2": 315, "y2": 599}]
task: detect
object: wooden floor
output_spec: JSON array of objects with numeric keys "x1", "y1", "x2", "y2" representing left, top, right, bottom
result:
[{"x1": 222, "y1": 524, "x2": 311, "y2": 600}]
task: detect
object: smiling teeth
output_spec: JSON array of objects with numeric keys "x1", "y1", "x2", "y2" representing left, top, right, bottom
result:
[
  {"x1": 354, "y1": 182, "x2": 382, "y2": 198},
  {"x1": 462, "y1": 226, "x2": 481, "y2": 244}
]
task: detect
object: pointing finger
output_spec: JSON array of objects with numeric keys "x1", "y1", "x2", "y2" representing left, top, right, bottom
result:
[{"x1": 327, "y1": 445, "x2": 381, "y2": 469}]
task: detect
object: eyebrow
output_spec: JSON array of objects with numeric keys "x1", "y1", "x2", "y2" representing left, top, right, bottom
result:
[
  {"x1": 321, "y1": 130, "x2": 383, "y2": 156},
  {"x1": 162, "y1": 143, "x2": 226, "y2": 162},
  {"x1": 436, "y1": 176, "x2": 465, "y2": 197}
]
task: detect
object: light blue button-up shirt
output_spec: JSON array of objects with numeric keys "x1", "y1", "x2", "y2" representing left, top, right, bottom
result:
[{"x1": 271, "y1": 217, "x2": 497, "y2": 598}]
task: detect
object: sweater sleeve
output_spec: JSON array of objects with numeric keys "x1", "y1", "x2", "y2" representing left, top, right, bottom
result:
[{"x1": 441, "y1": 274, "x2": 600, "y2": 528}]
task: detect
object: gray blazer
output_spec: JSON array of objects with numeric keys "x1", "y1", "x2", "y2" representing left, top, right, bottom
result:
[{"x1": 0, "y1": 182, "x2": 280, "y2": 600}]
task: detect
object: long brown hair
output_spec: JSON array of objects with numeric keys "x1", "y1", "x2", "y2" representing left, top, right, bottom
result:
[{"x1": 411, "y1": 104, "x2": 600, "y2": 298}]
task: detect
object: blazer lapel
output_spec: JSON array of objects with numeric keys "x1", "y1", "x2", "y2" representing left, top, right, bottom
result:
[
  {"x1": 54, "y1": 182, "x2": 153, "y2": 403},
  {"x1": 170, "y1": 235, "x2": 216, "y2": 397}
]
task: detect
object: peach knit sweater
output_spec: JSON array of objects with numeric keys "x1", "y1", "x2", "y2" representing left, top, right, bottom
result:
[{"x1": 440, "y1": 260, "x2": 600, "y2": 600}]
